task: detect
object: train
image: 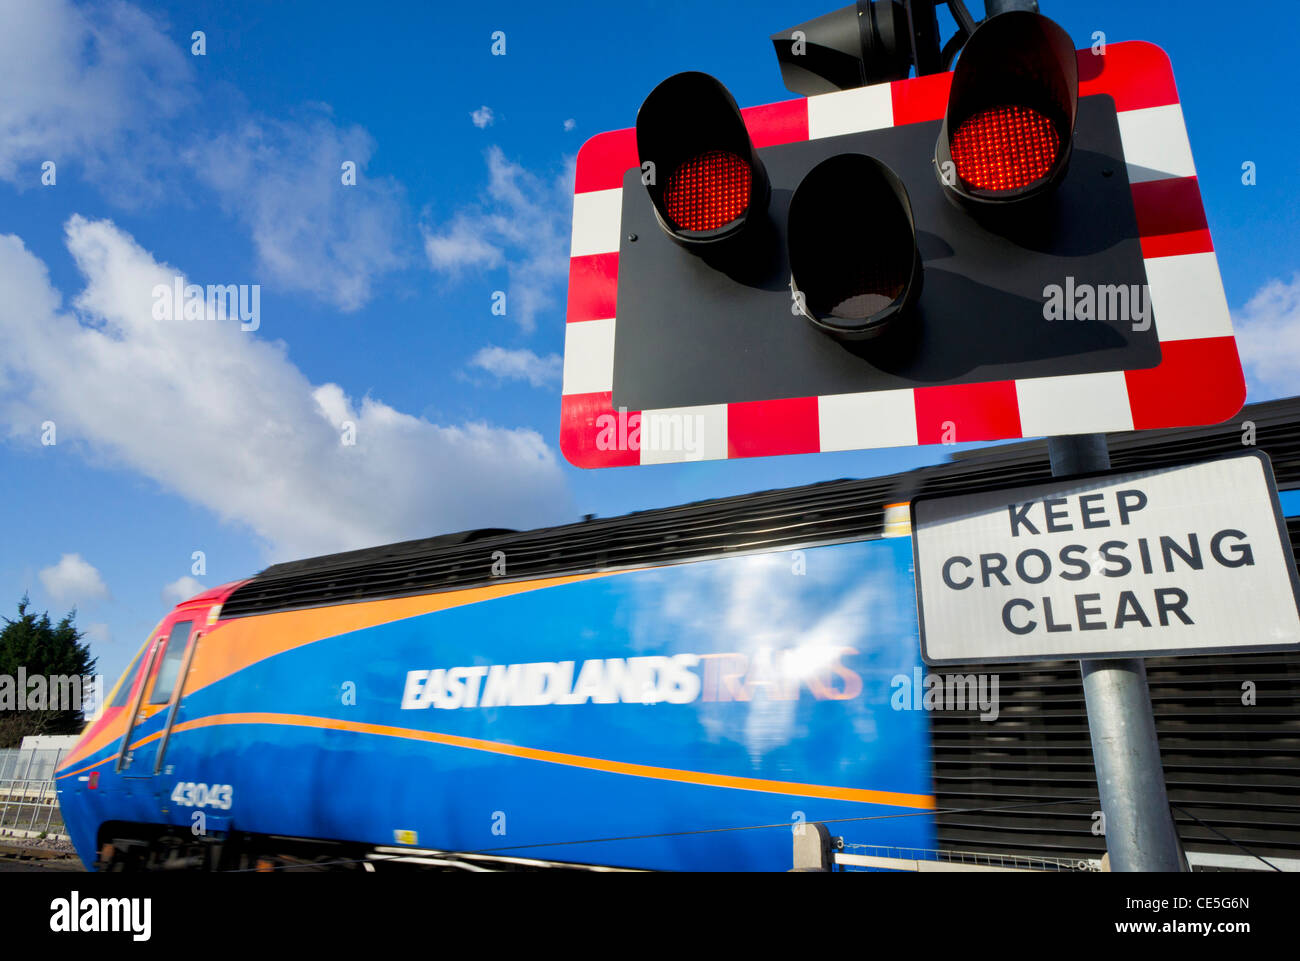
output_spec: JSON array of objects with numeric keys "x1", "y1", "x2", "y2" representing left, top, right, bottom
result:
[{"x1": 55, "y1": 395, "x2": 1300, "y2": 871}]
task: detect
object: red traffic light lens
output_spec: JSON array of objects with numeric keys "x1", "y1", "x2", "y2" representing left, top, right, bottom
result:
[
  {"x1": 950, "y1": 105, "x2": 1061, "y2": 192},
  {"x1": 664, "y1": 150, "x2": 752, "y2": 232},
  {"x1": 637, "y1": 72, "x2": 769, "y2": 246}
]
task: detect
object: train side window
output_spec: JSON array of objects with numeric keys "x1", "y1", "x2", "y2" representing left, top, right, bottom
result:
[
  {"x1": 108, "y1": 638, "x2": 153, "y2": 709},
  {"x1": 148, "y1": 620, "x2": 194, "y2": 705}
]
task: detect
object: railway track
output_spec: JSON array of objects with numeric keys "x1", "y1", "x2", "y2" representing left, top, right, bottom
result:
[{"x1": 0, "y1": 842, "x2": 73, "y2": 861}]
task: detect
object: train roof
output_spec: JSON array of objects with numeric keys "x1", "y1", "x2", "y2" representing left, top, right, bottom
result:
[{"x1": 221, "y1": 395, "x2": 1300, "y2": 619}]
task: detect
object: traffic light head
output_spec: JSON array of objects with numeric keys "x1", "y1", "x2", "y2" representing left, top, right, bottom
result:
[
  {"x1": 771, "y1": 1, "x2": 912, "y2": 95},
  {"x1": 789, "y1": 153, "x2": 921, "y2": 341},
  {"x1": 936, "y1": 11, "x2": 1078, "y2": 207},
  {"x1": 635, "y1": 72, "x2": 770, "y2": 249}
]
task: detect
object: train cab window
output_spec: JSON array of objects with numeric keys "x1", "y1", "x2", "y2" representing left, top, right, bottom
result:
[
  {"x1": 148, "y1": 620, "x2": 194, "y2": 705},
  {"x1": 108, "y1": 638, "x2": 153, "y2": 709}
]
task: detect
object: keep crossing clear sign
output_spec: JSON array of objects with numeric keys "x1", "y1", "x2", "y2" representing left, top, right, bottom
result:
[{"x1": 911, "y1": 452, "x2": 1300, "y2": 665}]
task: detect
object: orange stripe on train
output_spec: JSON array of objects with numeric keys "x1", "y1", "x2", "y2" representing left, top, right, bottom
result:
[{"x1": 64, "y1": 710, "x2": 935, "y2": 809}]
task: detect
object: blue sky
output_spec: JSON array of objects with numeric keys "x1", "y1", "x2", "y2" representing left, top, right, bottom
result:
[{"x1": 1, "y1": 0, "x2": 1296, "y2": 686}]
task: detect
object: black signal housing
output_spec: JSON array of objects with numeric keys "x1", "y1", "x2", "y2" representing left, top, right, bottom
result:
[
  {"x1": 635, "y1": 72, "x2": 770, "y2": 249},
  {"x1": 935, "y1": 11, "x2": 1079, "y2": 208},
  {"x1": 788, "y1": 153, "x2": 922, "y2": 342},
  {"x1": 770, "y1": 1, "x2": 916, "y2": 96}
]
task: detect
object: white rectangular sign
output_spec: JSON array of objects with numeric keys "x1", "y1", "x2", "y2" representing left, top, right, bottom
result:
[{"x1": 912, "y1": 452, "x2": 1300, "y2": 664}]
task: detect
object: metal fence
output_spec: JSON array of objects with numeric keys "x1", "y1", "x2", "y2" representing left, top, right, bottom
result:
[
  {"x1": 0, "y1": 748, "x2": 67, "y2": 837},
  {"x1": 837, "y1": 842, "x2": 1099, "y2": 872}
]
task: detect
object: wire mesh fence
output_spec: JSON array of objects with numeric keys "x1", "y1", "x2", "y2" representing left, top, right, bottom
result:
[
  {"x1": 838, "y1": 842, "x2": 1100, "y2": 872},
  {"x1": 0, "y1": 748, "x2": 68, "y2": 837}
]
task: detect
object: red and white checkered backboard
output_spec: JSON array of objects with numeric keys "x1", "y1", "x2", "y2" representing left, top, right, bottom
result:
[{"x1": 561, "y1": 42, "x2": 1245, "y2": 468}]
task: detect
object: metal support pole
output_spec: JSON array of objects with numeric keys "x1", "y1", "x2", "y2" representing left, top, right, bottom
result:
[{"x1": 1049, "y1": 434, "x2": 1185, "y2": 871}]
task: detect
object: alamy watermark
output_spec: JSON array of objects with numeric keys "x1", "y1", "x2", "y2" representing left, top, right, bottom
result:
[
  {"x1": 891, "y1": 668, "x2": 1000, "y2": 721},
  {"x1": 50, "y1": 892, "x2": 150, "y2": 941},
  {"x1": 152, "y1": 276, "x2": 260, "y2": 331},
  {"x1": 1043, "y1": 277, "x2": 1151, "y2": 331},
  {"x1": 0, "y1": 670, "x2": 104, "y2": 715},
  {"x1": 596, "y1": 407, "x2": 705, "y2": 459}
]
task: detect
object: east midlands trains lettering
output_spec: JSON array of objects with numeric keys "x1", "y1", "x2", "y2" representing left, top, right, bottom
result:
[{"x1": 400, "y1": 647, "x2": 862, "y2": 710}]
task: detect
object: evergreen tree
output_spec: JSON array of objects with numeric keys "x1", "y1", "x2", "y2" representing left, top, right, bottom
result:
[{"x1": 0, "y1": 596, "x2": 98, "y2": 748}]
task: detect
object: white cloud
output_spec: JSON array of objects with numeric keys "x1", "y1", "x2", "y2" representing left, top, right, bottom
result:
[
  {"x1": 39, "y1": 553, "x2": 110, "y2": 606},
  {"x1": 84, "y1": 622, "x2": 112, "y2": 644},
  {"x1": 563, "y1": 118, "x2": 576, "y2": 132},
  {"x1": 162, "y1": 575, "x2": 205, "y2": 606},
  {"x1": 1233, "y1": 274, "x2": 1300, "y2": 402},
  {"x1": 186, "y1": 110, "x2": 407, "y2": 312},
  {"x1": 0, "y1": 0, "x2": 195, "y2": 203},
  {"x1": 471, "y1": 106, "x2": 495, "y2": 129},
  {"x1": 469, "y1": 346, "x2": 562, "y2": 387},
  {"x1": 423, "y1": 219, "x2": 503, "y2": 273},
  {"x1": 423, "y1": 147, "x2": 575, "y2": 332},
  {"x1": 0, "y1": 1, "x2": 405, "y2": 311},
  {"x1": 0, "y1": 216, "x2": 572, "y2": 560}
]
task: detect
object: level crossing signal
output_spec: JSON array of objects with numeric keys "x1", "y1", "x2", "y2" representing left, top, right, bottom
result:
[{"x1": 560, "y1": 9, "x2": 1245, "y2": 467}]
